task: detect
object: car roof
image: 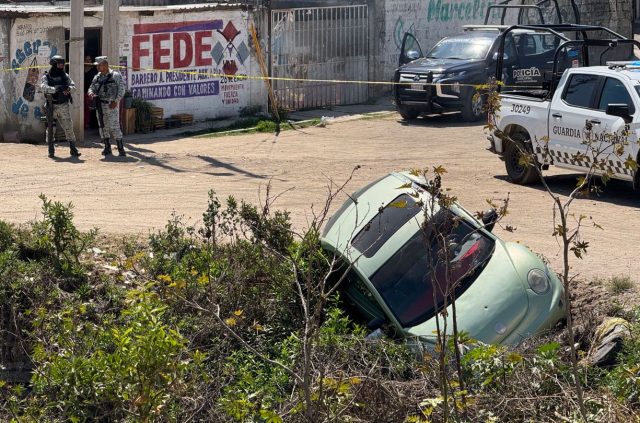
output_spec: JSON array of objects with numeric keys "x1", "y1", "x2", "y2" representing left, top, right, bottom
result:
[
  {"x1": 321, "y1": 172, "x2": 425, "y2": 276},
  {"x1": 566, "y1": 65, "x2": 640, "y2": 82},
  {"x1": 441, "y1": 31, "x2": 499, "y2": 41}
]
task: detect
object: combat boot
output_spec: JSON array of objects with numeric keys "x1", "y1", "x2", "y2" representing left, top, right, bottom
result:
[
  {"x1": 116, "y1": 139, "x2": 126, "y2": 157},
  {"x1": 102, "y1": 139, "x2": 112, "y2": 156},
  {"x1": 69, "y1": 142, "x2": 81, "y2": 157},
  {"x1": 48, "y1": 143, "x2": 55, "y2": 158}
]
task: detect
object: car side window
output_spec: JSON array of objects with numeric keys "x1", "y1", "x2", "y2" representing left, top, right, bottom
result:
[
  {"x1": 562, "y1": 74, "x2": 600, "y2": 108},
  {"x1": 598, "y1": 78, "x2": 635, "y2": 114},
  {"x1": 504, "y1": 36, "x2": 517, "y2": 59}
]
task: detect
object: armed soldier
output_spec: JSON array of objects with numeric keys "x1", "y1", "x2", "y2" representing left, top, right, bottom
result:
[
  {"x1": 88, "y1": 56, "x2": 126, "y2": 157},
  {"x1": 40, "y1": 55, "x2": 81, "y2": 158}
]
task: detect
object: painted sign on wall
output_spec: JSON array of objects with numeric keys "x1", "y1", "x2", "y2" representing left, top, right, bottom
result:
[{"x1": 127, "y1": 17, "x2": 250, "y2": 108}]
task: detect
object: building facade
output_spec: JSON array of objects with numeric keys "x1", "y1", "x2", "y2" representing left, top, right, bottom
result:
[{"x1": 0, "y1": 3, "x2": 268, "y2": 142}]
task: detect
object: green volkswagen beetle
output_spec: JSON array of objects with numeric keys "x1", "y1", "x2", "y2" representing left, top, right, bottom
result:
[{"x1": 320, "y1": 171, "x2": 565, "y2": 347}]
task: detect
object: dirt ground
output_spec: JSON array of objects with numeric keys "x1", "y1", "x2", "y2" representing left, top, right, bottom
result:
[{"x1": 0, "y1": 113, "x2": 638, "y2": 283}]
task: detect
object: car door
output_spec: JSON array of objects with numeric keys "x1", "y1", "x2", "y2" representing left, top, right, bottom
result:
[
  {"x1": 547, "y1": 73, "x2": 602, "y2": 171},
  {"x1": 589, "y1": 77, "x2": 638, "y2": 180},
  {"x1": 399, "y1": 33, "x2": 423, "y2": 66}
]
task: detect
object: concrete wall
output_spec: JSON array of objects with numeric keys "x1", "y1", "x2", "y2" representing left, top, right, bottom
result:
[
  {"x1": 1, "y1": 8, "x2": 267, "y2": 142},
  {"x1": 2, "y1": 15, "x2": 67, "y2": 142},
  {"x1": 0, "y1": 18, "x2": 13, "y2": 142}
]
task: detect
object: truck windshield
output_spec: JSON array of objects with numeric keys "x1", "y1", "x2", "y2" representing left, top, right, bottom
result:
[
  {"x1": 427, "y1": 36, "x2": 494, "y2": 60},
  {"x1": 369, "y1": 210, "x2": 495, "y2": 328}
]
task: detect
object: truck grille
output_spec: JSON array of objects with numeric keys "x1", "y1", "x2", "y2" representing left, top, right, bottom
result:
[{"x1": 399, "y1": 73, "x2": 443, "y2": 83}]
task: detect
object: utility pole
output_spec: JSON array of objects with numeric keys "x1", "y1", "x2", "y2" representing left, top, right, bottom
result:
[
  {"x1": 103, "y1": 0, "x2": 120, "y2": 68},
  {"x1": 70, "y1": 0, "x2": 84, "y2": 142}
]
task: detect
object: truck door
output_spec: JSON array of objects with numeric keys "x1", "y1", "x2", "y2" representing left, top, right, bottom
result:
[
  {"x1": 590, "y1": 77, "x2": 638, "y2": 181},
  {"x1": 399, "y1": 33, "x2": 423, "y2": 66},
  {"x1": 549, "y1": 74, "x2": 637, "y2": 179},
  {"x1": 548, "y1": 73, "x2": 602, "y2": 172}
]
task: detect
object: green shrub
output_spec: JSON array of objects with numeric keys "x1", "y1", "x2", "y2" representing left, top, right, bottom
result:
[
  {"x1": 609, "y1": 275, "x2": 634, "y2": 294},
  {"x1": 0, "y1": 220, "x2": 15, "y2": 252},
  {"x1": 30, "y1": 194, "x2": 96, "y2": 278},
  {"x1": 29, "y1": 287, "x2": 202, "y2": 422},
  {"x1": 605, "y1": 322, "x2": 640, "y2": 405}
]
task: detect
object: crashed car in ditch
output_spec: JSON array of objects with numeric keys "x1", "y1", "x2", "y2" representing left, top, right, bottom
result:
[{"x1": 320, "y1": 172, "x2": 565, "y2": 347}]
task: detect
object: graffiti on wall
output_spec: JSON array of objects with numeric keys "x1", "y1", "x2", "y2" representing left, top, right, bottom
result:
[
  {"x1": 384, "y1": 0, "x2": 503, "y2": 79},
  {"x1": 427, "y1": 0, "x2": 499, "y2": 22},
  {"x1": 129, "y1": 19, "x2": 249, "y2": 104},
  {"x1": 10, "y1": 22, "x2": 60, "y2": 120}
]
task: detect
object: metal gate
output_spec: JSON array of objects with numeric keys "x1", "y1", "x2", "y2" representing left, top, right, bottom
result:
[{"x1": 271, "y1": 5, "x2": 369, "y2": 110}]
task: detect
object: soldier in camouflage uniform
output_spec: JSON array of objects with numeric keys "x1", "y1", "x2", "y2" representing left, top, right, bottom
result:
[
  {"x1": 88, "y1": 56, "x2": 126, "y2": 156},
  {"x1": 40, "y1": 55, "x2": 81, "y2": 158}
]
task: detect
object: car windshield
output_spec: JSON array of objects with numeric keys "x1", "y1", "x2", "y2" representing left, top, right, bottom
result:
[
  {"x1": 369, "y1": 210, "x2": 495, "y2": 328},
  {"x1": 427, "y1": 36, "x2": 494, "y2": 60}
]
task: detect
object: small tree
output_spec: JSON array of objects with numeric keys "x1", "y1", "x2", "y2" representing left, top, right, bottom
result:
[{"x1": 483, "y1": 80, "x2": 639, "y2": 421}]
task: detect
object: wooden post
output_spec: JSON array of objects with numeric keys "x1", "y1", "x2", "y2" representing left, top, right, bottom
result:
[
  {"x1": 70, "y1": 0, "x2": 84, "y2": 142},
  {"x1": 102, "y1": 0, "x2": 120, "y2": 68}
]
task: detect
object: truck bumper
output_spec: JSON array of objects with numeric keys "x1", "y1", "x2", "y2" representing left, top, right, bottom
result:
[{"x1": 487, "y1": 133, "x2": 503, "y2": 155}]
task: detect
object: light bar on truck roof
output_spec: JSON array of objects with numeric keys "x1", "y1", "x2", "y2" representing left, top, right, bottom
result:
[
  {"x1": 462, "y1": 25, "x2": 508, "y2": 32},
  {"x1": 606, "y1": 61, "x2": 640, "y2": 69}
]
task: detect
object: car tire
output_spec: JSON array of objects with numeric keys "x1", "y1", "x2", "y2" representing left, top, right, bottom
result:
[
  {"x1": 504, "y1": 133, "x2": 540, "y2": 185},
  {"x1": 461, "y1": 89, "x2": 484, "y2": 122},
  {"x1": 398, "y1": 104, "x2": 420, "y2": 120}
]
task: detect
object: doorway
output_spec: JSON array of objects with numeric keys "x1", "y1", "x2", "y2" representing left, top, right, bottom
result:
[{"x1": 66, "y1": 28, "x2": 102, "y2": 129}]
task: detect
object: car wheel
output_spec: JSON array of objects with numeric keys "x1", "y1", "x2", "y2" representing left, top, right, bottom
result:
[
  {"x1": 504, "y1": 133, "x2": 540, "y2": 185},
  {"x1": 461, "y1": 89, "x2": 484, "y2": 122},
  {"x1": 397, "y1": 104, "x2": 420, "y2": 120}
]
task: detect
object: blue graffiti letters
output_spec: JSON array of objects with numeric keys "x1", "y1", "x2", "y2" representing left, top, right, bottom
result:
[
  {"x1": 12, "y1": 40, "x2": 57, "y2": 73},
  {"x1": 11, "y1": 98, "x2": 29, "y2": 118}
]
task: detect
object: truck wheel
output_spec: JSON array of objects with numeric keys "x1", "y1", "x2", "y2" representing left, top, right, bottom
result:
[
  {"x1": 398, "y1": 104, "x2": 420, "y2": 120},
  {"x1": 461, "y1": 89, "x2": 484, "y2": 122},
  {"x1": 504, "y1": 133, "x2": 540, "y2": 185}
]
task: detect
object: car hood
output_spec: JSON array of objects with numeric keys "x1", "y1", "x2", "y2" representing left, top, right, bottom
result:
[
  {"x1": 407, "y1": 238, "x2": 529, "y2": 345},
  {"x1": 400, "y1": 58, "x2": 484, "y2": 74}
]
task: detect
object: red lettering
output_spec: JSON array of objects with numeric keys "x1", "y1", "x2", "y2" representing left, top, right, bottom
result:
[
  {"x1": 173, "y1": 32, "x2": 193, "y2": 68},
  {"x1": 194, "y1": 31, "x2": 212, "y2": 66},
  {"x1": 132, "y1": 34, "x2": 150, "y2": 70},
  {"x1": 152, "y1": 33, "x2": 171, "y2": 70}
]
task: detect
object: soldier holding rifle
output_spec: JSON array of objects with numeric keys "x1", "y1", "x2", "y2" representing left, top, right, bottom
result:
[
  {"x1": 88, "y1": 56, "x2": 127, "y2": 157},
  {"x1": 40, "y1": 55, "x2": 81, "y2": 158}
]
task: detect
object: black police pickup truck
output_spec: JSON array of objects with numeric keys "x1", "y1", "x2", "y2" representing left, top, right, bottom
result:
[{"x1": 393, "y1": 25, "x2": 562, "y2": 121}]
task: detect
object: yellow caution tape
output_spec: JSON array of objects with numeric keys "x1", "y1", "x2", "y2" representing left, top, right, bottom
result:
[{"x1": 0, "y1": 63, "x2": 543, "y2": 89}]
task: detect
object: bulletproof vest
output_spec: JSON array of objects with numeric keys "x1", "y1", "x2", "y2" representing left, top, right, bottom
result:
[
  {"x1": 94, "y1": 72, "x2": 115, "y2": 100},
  {"x1": 46, "y1": 71, "x2": 70, "y2": 104}
]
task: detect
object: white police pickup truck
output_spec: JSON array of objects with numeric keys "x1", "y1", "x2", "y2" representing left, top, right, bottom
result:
[
  {"x1": 489, "y1": 62, "x2": 640, "y2": 190},
  {"x1": 488, "y1": 25, "x2": 640, "y2": 190}
]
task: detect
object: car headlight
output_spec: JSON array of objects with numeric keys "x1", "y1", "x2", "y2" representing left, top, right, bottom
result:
[
  {"x1": 443, "y1": 71, "x2": 466, "y2": 79},
  {"x1": 527, "y1": 268, "x2": 550, "y2": 294}
]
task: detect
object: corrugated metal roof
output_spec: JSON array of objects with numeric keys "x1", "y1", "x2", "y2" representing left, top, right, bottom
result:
[{"x1": 0, "y1": 2, "x2": 250, "y2": 17}]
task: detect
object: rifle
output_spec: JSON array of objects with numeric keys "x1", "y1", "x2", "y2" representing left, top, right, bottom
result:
[
  {"x1": 95, "y1": 97, "x2": 105, "y2": 139},
  {"x1": 91, "y1": 73, "x2": 112, "y2": 139},
  {"x1": 45, "y1": 93, "x2": 54, "y2": 154}
]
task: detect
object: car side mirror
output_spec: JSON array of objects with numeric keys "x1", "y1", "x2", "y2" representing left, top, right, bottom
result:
[
  {"x1": 406, "y1": 50, "x2": 421, "y2": 61},
  {"x1": 493, "y1": 51, "x2": 510, "y2": 62},
  {"x1": 482, "y1": 209, "x2": 498, "y2": 232},
  {"x1": 606, "y1": 103, "x2": 633, "y2": 123}
]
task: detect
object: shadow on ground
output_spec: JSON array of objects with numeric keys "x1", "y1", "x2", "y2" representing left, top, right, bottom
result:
[
  {"x1": 398, "y1": 112, "x2": 484, "y2": 128},
  {"x1": 494, "y1": 173, "x2": 640, "y2": 208}
]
